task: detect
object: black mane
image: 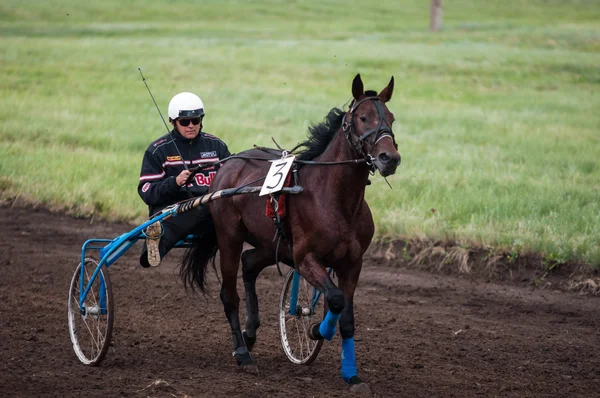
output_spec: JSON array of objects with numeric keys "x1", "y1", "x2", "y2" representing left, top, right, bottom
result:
[
  {"x1": 292, "y1": 91, "x2": 379, "y2": 161},
  {"x1": 294, "y1": 107, "x2": 345, "y2": 161}
]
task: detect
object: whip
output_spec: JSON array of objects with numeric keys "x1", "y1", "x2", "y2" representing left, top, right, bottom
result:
[{"x1": 137, "y1": 68, "x2": 189, "y2": 172}]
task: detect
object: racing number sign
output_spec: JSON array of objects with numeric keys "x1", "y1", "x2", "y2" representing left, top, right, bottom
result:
[{"x1": 259, "y1": 156, "x2": 295, "y2": 196}]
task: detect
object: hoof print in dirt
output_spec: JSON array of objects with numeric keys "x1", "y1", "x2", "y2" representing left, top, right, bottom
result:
[
  {"x1": 239, "y1": 364, "x2": 259, "y2": 376},
  {"x1": 349, "y1": 382, "x2": 371, "y2": 395}
]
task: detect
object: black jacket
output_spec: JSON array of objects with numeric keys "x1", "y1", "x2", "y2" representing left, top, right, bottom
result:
[{"x1": 138, "y1": 129, "x2": 231, "y2": 215}]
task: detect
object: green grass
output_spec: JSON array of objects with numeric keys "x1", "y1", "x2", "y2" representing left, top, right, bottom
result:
[{"x1": 1, "y1": 0, "x2": 599, "y2": 264}]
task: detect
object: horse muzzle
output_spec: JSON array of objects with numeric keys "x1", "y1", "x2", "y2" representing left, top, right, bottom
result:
[{"x1": 374, "y1": 151, "x2": 401, "y2": 177}]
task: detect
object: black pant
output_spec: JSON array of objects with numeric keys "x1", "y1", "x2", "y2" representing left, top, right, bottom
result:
[{"x1": 139, "y1": 205, "x2": 213, "y2": 268}]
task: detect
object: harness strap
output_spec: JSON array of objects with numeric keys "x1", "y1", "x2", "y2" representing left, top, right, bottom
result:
[{"x1": 185, "y1": 153, "x2": 368, "y2": 185}]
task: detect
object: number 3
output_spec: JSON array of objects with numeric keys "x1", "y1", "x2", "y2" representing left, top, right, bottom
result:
[{"x1": 267, "y1": 162, "x2": 287, "y2": 189}]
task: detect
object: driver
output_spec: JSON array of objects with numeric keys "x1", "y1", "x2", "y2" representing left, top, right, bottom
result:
[{"x1": 138, "y1": 92, "x2": 230, "y2": 267}]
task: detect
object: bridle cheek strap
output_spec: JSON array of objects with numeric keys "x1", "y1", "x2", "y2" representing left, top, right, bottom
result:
[{"x1": 342, "y1": 97, "x2": 398, "y2": 161}]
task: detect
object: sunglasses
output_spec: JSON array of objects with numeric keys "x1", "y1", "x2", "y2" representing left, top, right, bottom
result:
[{"x1": 178, "y1": 117, "x2": 202, "y2": 127}]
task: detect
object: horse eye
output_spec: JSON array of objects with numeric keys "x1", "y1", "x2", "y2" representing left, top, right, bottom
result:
[{"x1": 359, "y1": 116, "x2": 367, "y2": 122}]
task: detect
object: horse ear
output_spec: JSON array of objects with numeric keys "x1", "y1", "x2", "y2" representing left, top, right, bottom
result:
[
  {"x1": 352, "y1": 74, "x2": 364, "y2": 101},
  {"x1": 378, "y1": 76, "x2": 394, "y2": 103}
]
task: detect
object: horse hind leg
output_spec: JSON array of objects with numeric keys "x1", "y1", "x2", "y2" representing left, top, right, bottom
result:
[
  {"x1": 218, "y1": 235, "x2": 258, "y2": 373},
  {"x1": 241, "y1": 247, "x2": 275, "y2": 351}
]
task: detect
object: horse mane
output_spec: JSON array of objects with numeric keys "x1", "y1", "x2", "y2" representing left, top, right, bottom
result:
[
  {"x1": 292, "y1": 91, "x2": 379, "y2": 161},
  {"x1": 293, "y1": 107, "x2": 345, "y2": 161}
]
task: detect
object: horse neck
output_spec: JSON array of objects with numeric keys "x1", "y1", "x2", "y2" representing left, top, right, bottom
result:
[{"x1": 310, "y1": 129, "x2": 370, "y2": 214}]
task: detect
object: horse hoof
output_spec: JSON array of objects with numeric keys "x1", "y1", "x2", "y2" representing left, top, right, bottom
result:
[
  {"x1": 234, "y1": 349, "x2": 256, "y2": 367},
  {"x1": 307, "y1": 322, "x2": 323, "y2": 341},
  {"x1": 240, "y1": 363, "x2": 260, "y2": 376},
  {"x1": 234, "y1": 348, "x2": 259, "y2": 375},
  {"x1": 349, "y1": 382, "x2": 370, "y2": 394}
]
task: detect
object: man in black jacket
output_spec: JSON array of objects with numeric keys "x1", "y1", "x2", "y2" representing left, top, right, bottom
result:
[{"x1": 138, "y1": 92, "x2": 230, "y2": 267}]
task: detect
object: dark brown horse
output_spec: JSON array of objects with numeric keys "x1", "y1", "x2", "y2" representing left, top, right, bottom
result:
[{"x1": 181, "y1": 74, "x2": 400, "y2": 390}]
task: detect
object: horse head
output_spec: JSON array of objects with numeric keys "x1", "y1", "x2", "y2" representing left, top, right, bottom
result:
[{"x1": 342, "y1": 74, "x2": 401, "y2": 177}]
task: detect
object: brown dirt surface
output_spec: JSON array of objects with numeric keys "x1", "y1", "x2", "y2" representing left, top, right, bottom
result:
[{"x1": 1, "y1": 203, "x2": 599, "y2": 397}]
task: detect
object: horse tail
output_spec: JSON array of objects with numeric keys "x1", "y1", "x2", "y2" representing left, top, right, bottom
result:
[{"x1": 180, "y1": 221, "x2": 218, "y2": 293}]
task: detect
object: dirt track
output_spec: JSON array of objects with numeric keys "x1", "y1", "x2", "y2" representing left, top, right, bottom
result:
[{"x1": 0, "y1": 203, "x2": 599, "y2": 397}]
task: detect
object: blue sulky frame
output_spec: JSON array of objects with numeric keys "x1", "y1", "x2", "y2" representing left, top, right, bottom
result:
[
  {"x1": 70, "y1": 197, "x2": 208, "y2": 366},
  {"x1": 77, "y1": 211, "x2": 194, "y2": 314}
]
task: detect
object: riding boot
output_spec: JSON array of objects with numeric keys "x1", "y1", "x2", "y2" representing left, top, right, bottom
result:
[{"x1": 145, "y1": 221, "x2": 163, "y2": 267}]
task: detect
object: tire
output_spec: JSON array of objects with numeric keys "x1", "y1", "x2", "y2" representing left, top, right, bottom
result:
[
  {"x1": 279, "y1": 268, "x2": 325, "y2": 365},
  {"x1": 67, "y1": 258, "x2": 114, "y2": 366}
]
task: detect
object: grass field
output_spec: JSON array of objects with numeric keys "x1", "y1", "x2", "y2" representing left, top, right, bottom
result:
[{"x1": 1, "y1": 0, "x2": 599, "y2": 265}]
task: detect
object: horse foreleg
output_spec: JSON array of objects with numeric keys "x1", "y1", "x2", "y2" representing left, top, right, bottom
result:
[
  {"x1": 337, "y1": 266, "x2": 370, "y2": 393},
  {"x1": 219, "y1": 242, "x2": 257, "y2": 372},
  {"x1": 299, "y1": 253, "x2": 345, "y2": 341},
  {"x1": 241, "y1": 247, "x2": 274, "y2": 351}
]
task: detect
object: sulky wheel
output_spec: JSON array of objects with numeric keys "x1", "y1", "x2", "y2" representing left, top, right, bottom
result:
[
  {"x1": 279, "y1": 268, "x2": 326, "y2": 365},
  {"x1": 67, "y1": 258, "x2": 114, "y2": 366}
]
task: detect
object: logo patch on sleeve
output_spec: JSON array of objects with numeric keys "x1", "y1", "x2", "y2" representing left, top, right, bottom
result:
[
  {"x1": 201, "y1": 151, "x2": 217, "y2": 158},
  {"x1": 142, "y1": 182, "x2": 151, "y2": 192},
  {"x1": 166, "y1": 156, "x2": 182, "y2": 161}
]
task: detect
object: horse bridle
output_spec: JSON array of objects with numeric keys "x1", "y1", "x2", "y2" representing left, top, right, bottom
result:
[{"x1": 341, "y1": 96, "x2": 398, "y2": 169}]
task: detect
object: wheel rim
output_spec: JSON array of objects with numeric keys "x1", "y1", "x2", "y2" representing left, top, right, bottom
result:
[
  {"x1": 279, "y1": 269, "x2": 324, "y2": 364},
  {"x1": 67, "y1": 259, "x2": 113, "y2": 365}
]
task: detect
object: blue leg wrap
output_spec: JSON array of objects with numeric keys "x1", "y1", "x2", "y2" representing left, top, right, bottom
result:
[
  {"x1": 318, "y1": 310, "x2": 340, "y2": 341},
  {"x1": 341, "y1": 337, "x2": 358, "y2": 382}
]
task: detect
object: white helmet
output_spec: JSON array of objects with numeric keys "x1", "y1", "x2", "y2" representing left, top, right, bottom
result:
[{"x1": 168, "y1": 92, "x2": 205, "y2": 120}]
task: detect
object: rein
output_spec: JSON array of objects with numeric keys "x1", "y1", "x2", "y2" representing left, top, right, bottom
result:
[
  {"x1": 185, "y1": 97, "x2": 395, "y2": 182},
  {"x1": 185, "y1": 150, "x2": 369, "y2": 184},
  {"x1": 190, "y1": 152, "x2": 368, "y2": 168}
]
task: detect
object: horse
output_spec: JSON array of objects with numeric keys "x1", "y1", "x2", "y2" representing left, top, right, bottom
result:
[{"x1": 181, "y1": 74, "x2": 401, "y2": 391}]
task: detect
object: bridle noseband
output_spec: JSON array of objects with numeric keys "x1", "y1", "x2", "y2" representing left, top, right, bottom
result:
[{"x1": 341, "y1": 97, "x2": 398, "y2": 170}]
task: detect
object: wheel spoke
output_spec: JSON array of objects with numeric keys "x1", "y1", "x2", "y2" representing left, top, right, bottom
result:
[
  {"x1": 81, "y1": 302, "x2": 102, "y2": 356},
  {"x1": 294, "y1": 317, "x2": 303, "y2": 359},
  {"x1": 84, "y1": 266, "x2": 99, "y2": 310},
  {"x1": 82, "y1": 318, "x2": 98, "y2": 357},
  {"x1": 300, "y1": 317, "x2": 309, "y2": 353}
]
